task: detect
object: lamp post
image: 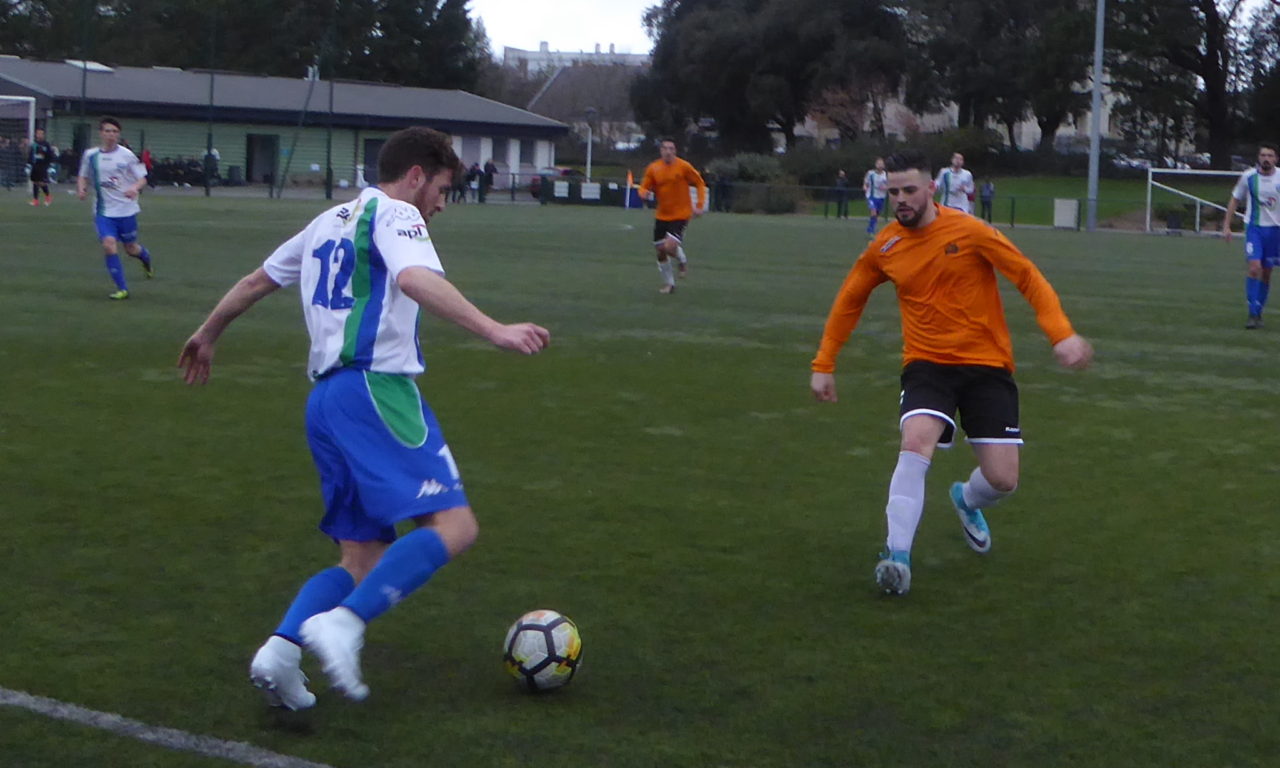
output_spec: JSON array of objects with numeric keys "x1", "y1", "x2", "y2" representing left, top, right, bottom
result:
[
  {"x1": 585, "y1": 107, "x2": 597, "y2": 182},
  {"x1": 1085, "y1": 0, "x2": 1106, "y2": 231}
]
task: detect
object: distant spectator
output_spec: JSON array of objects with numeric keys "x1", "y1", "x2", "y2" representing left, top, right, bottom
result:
[
  {"x1": 141, "y1": 147, "x2": 155, "y2": 188},
  {"x1": 712, "y1": 172, "x2": 732, "y2": 212},
  {"x1": 466, "y1": 162, "x2": 481, "y2": 201},
  {"x1": 480, "y1": 159, "x2": 497, "y2": 203},
  {"x1": 979, "y1": 180, "x2": 995, "y2": 223},
  {"x1": 833, "y1": 169, "x2": 850, "y2": 219},
  {"x1": 451, "y1": 169, "x2": 468, "y2": 203}
]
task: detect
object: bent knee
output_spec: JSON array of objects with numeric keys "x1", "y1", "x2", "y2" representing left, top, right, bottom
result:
[
  {"x1": 429, "y1": 506, "x2": 479, "y2": 558},
  {"x1": 985, "y1": 472, "x2": 1019, "y2": 494},
  {"x1": 339, "y1": 541, "x2": 390, "y2": 583}
]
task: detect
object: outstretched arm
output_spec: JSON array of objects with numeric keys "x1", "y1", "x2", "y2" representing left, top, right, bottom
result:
[
  {"x1": 178, "y1": 268, "x2": 282, "y2": 384},
  {"x1": 397, "y1": 266, "x2": 549, "y2": 354}
]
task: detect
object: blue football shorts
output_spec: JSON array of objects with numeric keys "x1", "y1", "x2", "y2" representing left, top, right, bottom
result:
[
  {"x1": 305, "y1": 367, "x2": 469, "y2": 542},
  {"x1": 94, "y1": 214, "x2": 139, "y2": 244},
  {"x1": 1244, "y1": 225, "x2": 1280, "y2": 267},
  {"x1": 868, "y1": 197, "x2": 886, "y2": 213}
]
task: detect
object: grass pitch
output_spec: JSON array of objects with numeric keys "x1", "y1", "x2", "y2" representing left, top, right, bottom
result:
[{"x1": 1, "y1": 189, "x2": 1277, "y2": 767}]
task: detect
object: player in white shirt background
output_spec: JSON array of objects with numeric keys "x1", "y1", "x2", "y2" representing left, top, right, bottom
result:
[
  {"x1": 178, "y1": 126, "x2": 549, "y2": 709},
  {"x1": 934, "y1": 152, "x2": 975, "y2": 214},
  {"x1": 1221, "y1": 142, "x2": 1280, "y2": 329},
  {"x1": 863, "y1": 157, "x2": 888, "y2": 235},
  {"x1": 77, "y1": 117, "x2": 153, "y2": 300}
]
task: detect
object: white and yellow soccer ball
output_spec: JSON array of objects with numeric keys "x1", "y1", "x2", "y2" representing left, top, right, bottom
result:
[{"x1": 503, "y1": 609, "x2": 582, "y2": 691}]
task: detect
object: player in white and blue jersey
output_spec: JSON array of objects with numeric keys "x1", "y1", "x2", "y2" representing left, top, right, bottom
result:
[
  {"x1": 1222, "y1": 143, "x2": 1280, "y2": 329},
  {"x1": 863, "y1": 157, "x2": 888, "y2": 235},
  {"x1": 178, "y1": 127, "x2": 550, "y2": 709},
  {"x1": 76, "y1": 117, "x2": 153, "y2": 300},
  {"x1": 934, "y1": 152, "x2": 975, "y2": 214}
]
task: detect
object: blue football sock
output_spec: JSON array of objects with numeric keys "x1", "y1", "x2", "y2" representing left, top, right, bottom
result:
[
  {"x1": 1246, "y1": 277, "x2": 1263, "y2": 316},
  {"x1": 341, "y1": 528, "x2": 450, "y2": 624},
  {"x1": 133, "y1": 246, "x2": 151, "y2": 269},
  {"x1": 104, "y1": 253, "x2": 127, "y2": 291},
  {"x1": 1259, "y1": 280, "x2": 1271, "y2": 314},
  {"x1": 274, "y1": 566, "x2": 355, "y2": 645}
]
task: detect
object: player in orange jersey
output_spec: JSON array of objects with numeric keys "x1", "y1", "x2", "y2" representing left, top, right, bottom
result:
[
  {"x1": 809, "y1": 149, "x2": 1093, "y2": 596},
  {"x1": 637, "y1": 138, "x2": 707, "y2": 294}
]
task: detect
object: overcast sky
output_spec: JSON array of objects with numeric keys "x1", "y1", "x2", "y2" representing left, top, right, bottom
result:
[{"x1": 469, "y1": 0, "x2": 655, "y2": 59}]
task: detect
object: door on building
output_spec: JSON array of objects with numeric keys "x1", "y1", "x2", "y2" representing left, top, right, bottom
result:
[
  {"x1": 362, "y1": 138, "x2": 385, "y2": 186},
  {"x1": 245, "y1": 134, "x2": 279, "y2": 185}
]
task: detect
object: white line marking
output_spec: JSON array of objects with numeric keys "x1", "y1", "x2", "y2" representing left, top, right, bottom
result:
[{"x1": 0, "y1": 687, "x2": 336, "y2": 768}]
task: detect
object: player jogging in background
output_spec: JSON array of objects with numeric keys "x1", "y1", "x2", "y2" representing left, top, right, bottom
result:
[
  {"x1": 934, "y1": 152, "x2": 974, "y2": 214},
  {"x1": 809, "y1": 149, "x2": 1092, "y2": 596},
  {"x1": 179, "y1": 126, "x2": 549, "y2": 709},
  {"x1": 77, "y1": 117, "x2": 153, "y2": 300},
  {"x1": 863, "y1": 157, "x2": 888, "y2": 236},
  {"x1": 1221, "y1": 142, "x2": 1280, "y2": 330},
  {"x1": 27, "y1": 127, "x2": 55, "y2": 207},
  {"x1": 637, "y1": 138, "x2": 707, "y2": 294}
]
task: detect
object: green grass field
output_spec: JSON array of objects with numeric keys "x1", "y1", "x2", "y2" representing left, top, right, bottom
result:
[{"x1": 2, "y1": 189, "x2": 1277, "y2": 768}]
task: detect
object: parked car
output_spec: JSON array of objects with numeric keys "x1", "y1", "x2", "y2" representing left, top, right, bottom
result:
[{"x1": 529, "y1": 167, "x2": 583, "y2": 198}]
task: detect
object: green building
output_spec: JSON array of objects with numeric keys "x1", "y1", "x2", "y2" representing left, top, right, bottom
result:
[{"x1": 0, "y1": 55, "x2": 568, "y2": 188}]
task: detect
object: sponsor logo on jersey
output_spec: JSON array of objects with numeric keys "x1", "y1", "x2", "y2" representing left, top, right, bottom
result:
[
  {"x1": 880, "y1": 236, "x2": 902, "y2": 254},
  {"x1": 417, "y1": 478, "x2": 449, "y2": 498},
  {"x1": 945, "y1": 242, "x2": 959, "y2": 254},
  {"x1": 396, "y1": 223, "x2": 430, "y2": 242},
  {"x1": 337, "y1": 207, "x2": 351, "y2": 221}
]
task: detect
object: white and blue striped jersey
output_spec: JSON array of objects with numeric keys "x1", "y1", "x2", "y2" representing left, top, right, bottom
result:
[
  {"x1": 863, "y1": 169, "x2": 887, "y2": 200},
  {"x1": 934, "y1": 167, "x2": 974, "y2": 213},
  {"x1": 262, "y1": 187, "x2": 445, "y2": 380},
  {"x1": 1230, "y1": 168, "x2": 1280, "y2": 229},
  {"x1": 78, "y1": 146, "x2": 146, "y2": 218}
]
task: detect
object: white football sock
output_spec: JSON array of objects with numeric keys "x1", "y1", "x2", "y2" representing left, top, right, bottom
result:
[
  {"x1": 675, "y1": 245, "x2": 687, "y2": 264},
  {"x1": 657, "y1": 259, "x2": 675, "y2": 286},
  {"x1": 962, "y1": 466, "x2": 1013, "y2": 509},
  {"x1": 885, "y1": 450, "x2": 930, "y2": 552}
]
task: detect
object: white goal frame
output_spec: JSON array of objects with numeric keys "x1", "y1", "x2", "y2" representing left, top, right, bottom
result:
[
  {"x1": 0, "y1": 94, "x2": 36, "y2": 142},
  {"x1": 1145, "y1": 166, "x2": 1242, "y2": 234}
]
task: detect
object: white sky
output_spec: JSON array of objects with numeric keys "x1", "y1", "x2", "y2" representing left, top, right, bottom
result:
[{"x1": 468, "y1": 0, "x2": 656, "y2": 59}]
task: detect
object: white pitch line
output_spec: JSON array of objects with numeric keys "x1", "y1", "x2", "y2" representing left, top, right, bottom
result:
[{"x1": 0, "y1": 687, "x2": 337, "y2": 768}]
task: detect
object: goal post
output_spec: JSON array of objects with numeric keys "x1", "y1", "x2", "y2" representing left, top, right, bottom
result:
[
  {"x1": 1145, "y1": 166, "x2": 1243, "y2": 234},
  {"x1": 0, "y1": 95, "x2": 36, "y2": 189}
]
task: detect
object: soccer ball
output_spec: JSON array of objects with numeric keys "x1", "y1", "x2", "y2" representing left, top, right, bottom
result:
[{"x1": 503, "y1": 609, "x2": 582, "y2": 691}]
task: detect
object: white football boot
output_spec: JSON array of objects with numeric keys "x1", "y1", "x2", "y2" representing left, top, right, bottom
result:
[
  {"x1": 301, "y1": 607, "x2": 370, "y2": 701},
  {"x1": 249, "y1": 635, "x2": 317, "y2": 710}
]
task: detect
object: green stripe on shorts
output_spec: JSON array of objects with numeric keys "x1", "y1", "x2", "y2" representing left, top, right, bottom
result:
[{"x1": 364, "y1": 371, "x2": 428, "y2": 448}]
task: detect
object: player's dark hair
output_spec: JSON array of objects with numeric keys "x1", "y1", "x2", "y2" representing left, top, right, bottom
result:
[
  {"x1": 99, "y1": 116, "x2": 121, "y2": 130},
  {"x1": 377, "y1": 127, "x2": 461, "y2": 184},
  {"x1": 659, "y1": 137, "x2": 678, "y2": 148},
  {"x1": 1260, "y1": 141, "x2": 1279, "y2": 154},
  {"x1": 884, "y1": 150, "x2": 931, "y2": 175}
]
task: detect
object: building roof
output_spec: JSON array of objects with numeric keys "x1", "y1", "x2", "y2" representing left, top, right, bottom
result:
[{"x1": 0, "y1": 56, "x2": 568, "y2": 137}]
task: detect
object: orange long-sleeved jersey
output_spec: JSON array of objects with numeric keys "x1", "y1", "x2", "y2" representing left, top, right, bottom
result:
[
  {"x1": 638, "y1": 158, "x2": 707, "y2": 221},
  {"x1": 812, "y1": 206, "x2": 1075, "y2": 373}
]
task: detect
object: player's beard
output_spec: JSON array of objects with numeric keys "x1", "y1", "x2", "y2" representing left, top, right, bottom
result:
[{"x1": 896, "y1": 200, "x2": 927, "y2": 228}]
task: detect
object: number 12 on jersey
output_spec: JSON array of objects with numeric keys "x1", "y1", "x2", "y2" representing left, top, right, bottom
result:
[{"x1": 311, "y1": 238, "x2": 357, "y2": 310}]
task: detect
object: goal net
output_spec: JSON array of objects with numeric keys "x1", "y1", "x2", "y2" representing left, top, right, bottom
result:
[
  {"x1": 1145, "y1": 167, "x2": 1243, "y2": 234},
  {"x1": 0, "y1": 95, "x2": 35, "y2": 189}
]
